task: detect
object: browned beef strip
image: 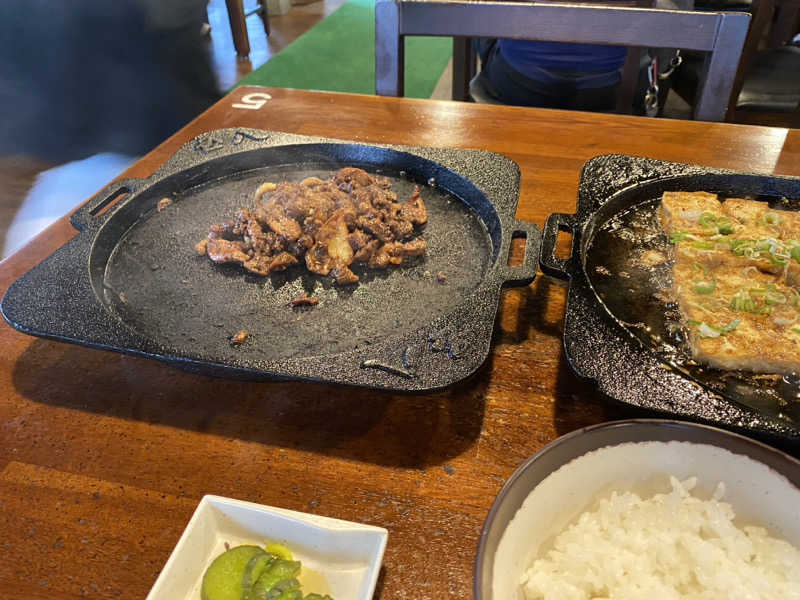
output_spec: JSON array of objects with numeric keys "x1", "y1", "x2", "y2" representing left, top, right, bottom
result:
[
  {"x1": 306, "y1": 210, "x2": 358, "y2": 284},
  {"x1": 368, "y1": 238, "x2": 428, "y2": 269},
  {"x1": 290, "y1": 292, "x2": 320, "y2": 307},
  {"x1": 206, "y1": 238, "x2": 250, "y2": 264},
  {"x1": 401, "y1": 186, "x2": 427, "y2": 225},
  {"x1": 353, "y1": 239, "x2": 380, "y2": 263},
  {"x1": 356, "y1": 214, "x2": 394, "y2": 242}
]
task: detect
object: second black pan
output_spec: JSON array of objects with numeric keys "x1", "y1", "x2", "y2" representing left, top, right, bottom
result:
[{"x1": 541, "y1": 154, "x2": 800, "y2": 446}]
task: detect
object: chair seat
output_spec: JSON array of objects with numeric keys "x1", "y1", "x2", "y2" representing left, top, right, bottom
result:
[
  {"x1": 468, "y1": 75, "x2": 503, "y2": 105},
  {"x1": 737, "y1": 45, "x2": 800, "y2": 111}
]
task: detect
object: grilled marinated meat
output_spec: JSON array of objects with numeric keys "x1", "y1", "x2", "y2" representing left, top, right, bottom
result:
[
  {"x1": 197, "y1": 168, "x2": 428, "y2": 284},
  {"x1": 290, "y1": 292, "x2": 319, "y2": 307}
]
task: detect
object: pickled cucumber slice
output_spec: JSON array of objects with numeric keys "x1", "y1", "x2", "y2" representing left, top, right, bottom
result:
[
  {"x1": 255, "y1": 560, "x2": 302, "y2": 593},
  {"x1": 251, "y1": 574, "x2": 300, "y2": 600},
  {"x1": 242, "y1": 553, "x2": 277, "y2": 600},
  {"x1": 201, "y1": 545, "x2": 265, "y2": 600},
  {"x1": 267, "y1": 577, "x2": 301, "y2": 600}
]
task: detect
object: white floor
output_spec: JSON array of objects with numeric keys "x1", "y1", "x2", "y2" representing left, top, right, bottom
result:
[{"x1": 3, "y1": 154, "x2": 137, "y2": 258}]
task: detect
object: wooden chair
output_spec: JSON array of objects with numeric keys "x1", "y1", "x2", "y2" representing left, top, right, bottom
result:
[
  {"x1": 375, "y1": 0, "x2": 750, "y2": 121},
  {"x1": 225, "y1": 0, "x2": 270, "y2": 59},
  {"x1": 673, "y1": 0, "x2": 800, "y2": 124},
  {"x1": 450, "y1": 0, "x2": 656, "y2": 114}
]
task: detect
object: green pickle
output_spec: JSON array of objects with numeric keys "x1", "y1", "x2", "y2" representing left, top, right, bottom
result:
[
  {"x1": 202, "y1": 545, "x2": 266, "y2": 600},
  {"x1": 242, "y1": 554, "x2": 278, "y2": 600},
  {"x1": 268, "y1": 578, "x2": 302, "y2": 600},
  {"x1": 255, "y1": 559, "x2": 302, "y2": 592},
  {"x1": 202, "y1": 544, "x2": 330, "y2": 600}
]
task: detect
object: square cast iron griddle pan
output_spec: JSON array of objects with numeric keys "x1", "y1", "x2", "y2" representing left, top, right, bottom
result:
[
  {"x1": 1, "y1": 129, "x2": 540, "y2": 392},
  {"x1": 540, "y1": 154, "x2": 800, "y2": 445}
]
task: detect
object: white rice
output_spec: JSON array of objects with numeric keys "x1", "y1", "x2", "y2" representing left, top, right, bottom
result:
[{"x1": 520, "y1": 476, "x2": 800, "y2": 600}]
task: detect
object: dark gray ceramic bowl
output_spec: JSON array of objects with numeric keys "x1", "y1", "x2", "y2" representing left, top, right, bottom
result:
[{"x1": 474, "y1": 419, "x2": 800, "y2": 600}]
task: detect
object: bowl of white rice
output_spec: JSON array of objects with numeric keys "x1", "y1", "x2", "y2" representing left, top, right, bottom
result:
[{"x1": 474, "y1": 419, "x2": 800, "y2": 600}]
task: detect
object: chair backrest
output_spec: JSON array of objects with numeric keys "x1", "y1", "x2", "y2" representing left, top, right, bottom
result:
[
  {"x1": 450, "y1": 0, "x2": 656, "y2": 111},
  {"x1": 375, "y1": 0, "x2": 751, "y2": 121}
]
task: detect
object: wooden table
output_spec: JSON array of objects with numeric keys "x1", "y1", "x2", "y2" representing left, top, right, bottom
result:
[{"x1": 2, "y1": 87, "x2": 799, "y2": 599}]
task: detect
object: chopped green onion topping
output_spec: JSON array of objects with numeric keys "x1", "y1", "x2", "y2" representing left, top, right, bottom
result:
[
  {"x1": 765, "y1": 291, "x2": 787, "y2": 305},
  {"x1": 792, "y1": 327, "x2": 800, "y2": 335},
  {"x1": 768, "y1": 253, "x2": 788, "y2": 267},
  {"x1": 792, "y1": 246, "x2": 800, "y2": 264},
  {"x1": 691, "y1": 240, "x2": 716, "y2": 250},
  {"x1": 697, "y1": 319, "x2": 739, "y2": 338},
  {"x1": 669, "y1": 231, "x2": 690, "y2": 243},
  {"x1": 691, "y1": 262, "x2": 711, "y2": 277},
  {"x1": 730, "y1": 289, "x2": 756, "y2": 312},
  {"x1": 756, "y1": 239, "x2": 773, "y2": 252},
  {"x1": 693, "y1": 281, "x2": 716, "y2": 295},
  {"x1": 715, "y1": 217, "x2": 733, "y2": 235},
  {"x1": 731, "y1": 240, "x2": 754, "y2": 256},
  {"x1": 719, "y1": 319, "x2": 740, "y2": 333},
  {"x1": 698, "y1": 322, "x2": 720, "y2": 338},
  {"x1": 699, "y1": 212, "x2": 718, "y2": 228}
]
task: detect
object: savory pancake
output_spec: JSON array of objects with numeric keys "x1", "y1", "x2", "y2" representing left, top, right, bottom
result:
[{"x1": 660, "y1": 192, "x2": 800, "y2": 374}]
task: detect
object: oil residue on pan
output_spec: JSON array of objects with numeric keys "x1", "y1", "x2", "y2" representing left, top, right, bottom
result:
[
  {"x1": 586, "y1": 196, "x2": 800, "y2": 425},
  {"x1": 100, "y1": 165, "x2": 492, "y2": 362}
]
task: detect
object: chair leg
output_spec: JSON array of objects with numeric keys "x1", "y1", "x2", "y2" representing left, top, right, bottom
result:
[
  {"x1": 225, "y1": 0, "x2": 251, "y2": 58},
  {"x1": 792, "y1": 103, "x2": 800, "y2": 129},
  {"x1": 452, "y1": 37, "x2": 476, "y2": 101},
  {"x1": 258, "y1": 0, "x2": 271, "y2": 36},
  {"x1": 617, "y1": 47, "x2": 643, "y2": 114},
  {"x1": 375, "y1": 0, "x2": 404, "y2": 96},
  {"x1": 696, "y1": 12, "x2": 750, "y2": 121}
]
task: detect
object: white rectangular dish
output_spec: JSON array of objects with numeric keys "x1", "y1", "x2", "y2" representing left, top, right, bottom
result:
[{"x1": 147, "y1": 495, "x2": 388, "y2": 600}]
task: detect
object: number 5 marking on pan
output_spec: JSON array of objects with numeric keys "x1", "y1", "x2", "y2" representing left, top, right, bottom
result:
[{"x1": 232, "y1": 92, "x2": 272, "y2": 110}]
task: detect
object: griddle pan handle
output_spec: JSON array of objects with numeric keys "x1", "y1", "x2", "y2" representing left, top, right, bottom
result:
[
  {"x1": 70, "y1": 178, "x2": 142, "y2": 232},
  {"x1": 499, "y1": 220, "x2": 540, "y2": 288},
  {"x1": 540, "y1": 213, "x2": 576, "y2": 281}
]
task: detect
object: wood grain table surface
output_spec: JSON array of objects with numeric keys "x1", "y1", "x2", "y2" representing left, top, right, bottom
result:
[{"x1": 2, "y1": 87, "x2": 800, "y2": 599}]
